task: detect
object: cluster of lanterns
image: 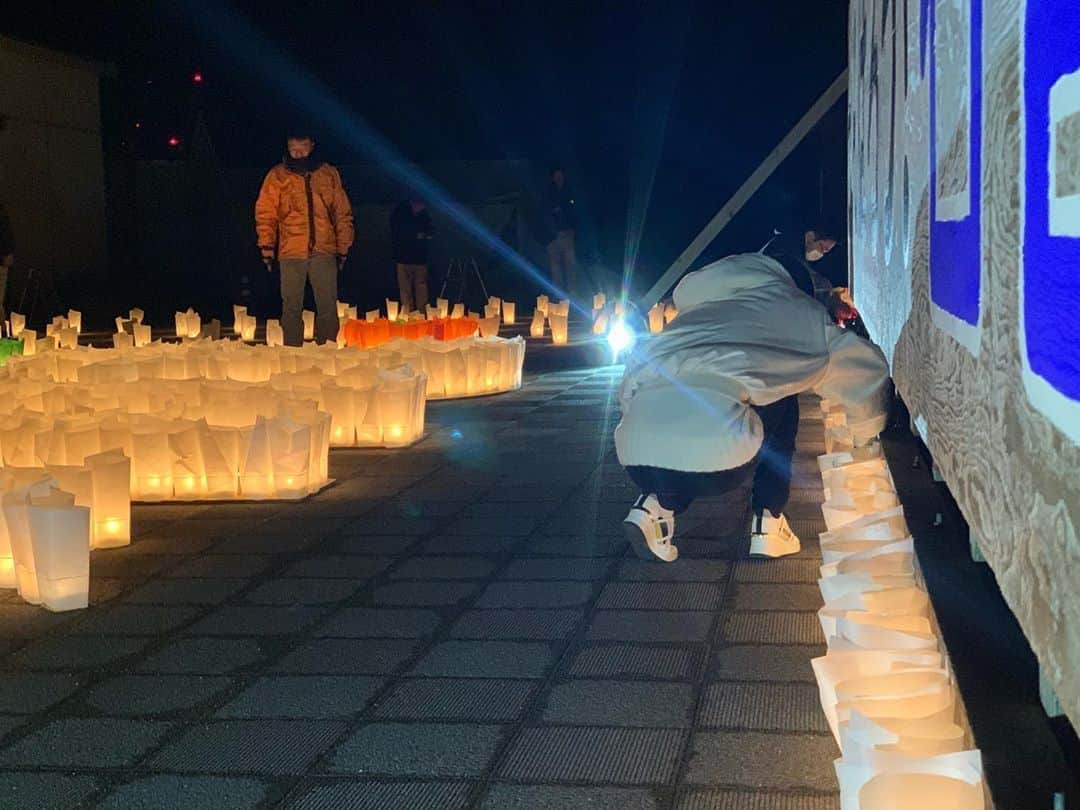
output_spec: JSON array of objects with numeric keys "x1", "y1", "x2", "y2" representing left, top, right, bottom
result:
[
  {"x1": 812, "y1": 401, "x2": 985, "y2": 808},
  {"x1": 0, "y1": 295, "x2": 533, "y2": 612},
  {"x1": 529, "y1": 296, "x2": 571, "y2": 344}
]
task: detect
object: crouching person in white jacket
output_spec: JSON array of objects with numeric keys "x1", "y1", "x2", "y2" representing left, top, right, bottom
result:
[{"x1": 615, "y1": 252, "x2": 890, "y2": 562}]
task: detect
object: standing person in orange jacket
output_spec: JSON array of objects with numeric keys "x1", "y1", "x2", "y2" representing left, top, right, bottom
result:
[{"x1": 255, "y1": 129, "x2": 354, "y2": 346}]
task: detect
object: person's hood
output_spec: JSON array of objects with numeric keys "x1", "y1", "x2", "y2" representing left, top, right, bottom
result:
[{"x1": 672, "y1": 252, "x2": 796, "y2": 311}]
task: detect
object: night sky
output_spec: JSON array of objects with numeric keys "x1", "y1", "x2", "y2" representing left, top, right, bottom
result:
[{"x1": 4, "y1": 0, "x2": 850, "y2": 289}]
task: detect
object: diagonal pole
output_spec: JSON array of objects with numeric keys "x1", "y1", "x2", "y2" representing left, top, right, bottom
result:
[{"x1": 639, "y1": 68, "x2": 848, "y2": 308}]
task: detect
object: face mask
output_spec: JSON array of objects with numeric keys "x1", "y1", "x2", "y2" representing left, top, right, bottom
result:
[{"x1": 806, "y1": 248, "x2": 824, "y2": 262}]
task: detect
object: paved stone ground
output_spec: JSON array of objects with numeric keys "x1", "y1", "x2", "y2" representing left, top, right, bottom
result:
[{"x1": 0, "y1": 367, "x2": 839, "y2": 809}]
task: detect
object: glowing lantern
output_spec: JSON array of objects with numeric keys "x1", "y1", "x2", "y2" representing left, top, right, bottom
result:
[
  {"x1": 233, "y1": 305, "x2": 247, "y2": 334},
  {"x1": 811, "y1": 647, "x2": 944, "y2": 744},
  {"x1": 549, "y1": 314, "x2": 569, "y2": 345},
  {"x1": 487, "y1": 296, "x2": 501, "y2": 314},
  {"x1": 2, "y1": 475, "x2": 54, "y2": 603},
  {"x1": 479, "y1": 316, "x2": 500, "y2": 339},
  {"x1": 113, "y1": 332, "x2": 134, "y2": 350},
  {"x1": 437, "y1": 298, "x2": 449, "y2": 318},
  {"x1": 426, "y1": 305, "x2": 440, "y2": 320},
  {"x1": 302, "y1": 310, "x2": 316, "y2": 342},
  {"x1": 502, "y1": 302, "x2": 516, "y2": 325},
  {"x1": 536, "y1": 295, "x2": 549, "y2": 316},
  {"x1": 386, "y1": 300, "x2": 400, "y2": 321},
  {"x1": 268, "y1": 417, "x2": 313, "y2": 498},
  {"x1": 593, "y1": 293, "x2": 606, "y2": 311},
  {"x1": 10, "y1": 313, "x2": 26, "y2": 336},
  {"x1": 265, "y1": 319, "x2": 284, "y2": 348},
  {"x1": 839, "y1": 750, "x2": 985, "y2": 810},
  {"x1": 240, "y1": 315, "x2": 257, "y2": 341},
  {"x1": 240, "y1": 416, "x2": 275, "y2": 498},
  {"x1": 450, "y1": 303, "x2": 464, "y2": 319},
  {"x1": 84, "y1": 450, "x2": 131, "y2": 547},
  {"x1": 131, "y1": 429, "x2": 173, "y2": 500},
  {"x1": 18, "y1": 330, "x2": 36, "y2": 356},
  {"x1": 336, "y1": 301, "x2": 347, "y2": 319},
  {"x1": 133, "y1": 324, "x2": 151, "y2": 348},
  {"x1": 365, "y1": 309, "x2": 379, "y2": 323},
  {"x1": 129, "y1": 308, "x2": 144, "y2": 324},
  {"x1": 664, "y1": 303, "x2": 678, "y2": 324},
  {"x1": 530, "y1": 312, "x2": 545, "y2": 338},
  {"x1": 593, "y1": 311, "x2": 610, "y2": 335},
  {"x1": 67, "y1": 310, "x2": 82, "y2": 333},
  {"x1": 58, "y1": 327, "x2": 79, "y2": 350},
  {"x1": 28, "y1": 491, "x2": 90, "y2": 612}
]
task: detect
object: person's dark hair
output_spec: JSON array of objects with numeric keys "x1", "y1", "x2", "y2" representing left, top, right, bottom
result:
[
  {"x1": 285, "y1": 128, "x2": 315, "y2": 142},
  {"x1": 806, "y1": 222, "x2": 841, "y2": 243}
]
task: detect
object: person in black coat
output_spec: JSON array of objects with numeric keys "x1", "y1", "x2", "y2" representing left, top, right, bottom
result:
[
  {"x1": 390, "y1": 195, "x2": 434, "y2": 314},
  {"x1": 544, "y1": 167, "x2": 577, "y2": 295}
]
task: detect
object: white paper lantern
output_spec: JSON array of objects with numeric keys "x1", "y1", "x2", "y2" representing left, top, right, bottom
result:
[
  {"x1": 28, "y1": 491, "x2": 90, "y2": 612},
  {"x1": 266, "y1": 319, "x2": 284, "y2": 348},
  {"x1": 530, "y1": 312, "x2": 545, "y2": 338},
  {"x1": 386, "y1": 300, "x2": 400, "y2": 321},
  {"x1": 302, "y1": 310, "x2": 316, "y2": 341},
  {"x1": 84, "y1": 450, "x2": 131, "y2": 547},
  {"x1": 549, "y1": 314, "x2": 569, "y2": 345},
  {"x1": 133, "y1": 324, "x2": 151, "y2": 348}
]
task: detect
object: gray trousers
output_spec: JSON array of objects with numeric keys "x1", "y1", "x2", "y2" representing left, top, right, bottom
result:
[{"x1": 279, "y1": 254, "x2": 338, "y2": 346}]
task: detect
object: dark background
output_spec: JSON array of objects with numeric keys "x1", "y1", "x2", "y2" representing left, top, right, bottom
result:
[{"x1": 2, "y1": 0, "x2": 849, "y2": 323}]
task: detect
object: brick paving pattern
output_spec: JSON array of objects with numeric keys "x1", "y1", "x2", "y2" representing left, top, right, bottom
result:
[{"x1": 0, "y1": 368, "x2": 837, "y2": 808}]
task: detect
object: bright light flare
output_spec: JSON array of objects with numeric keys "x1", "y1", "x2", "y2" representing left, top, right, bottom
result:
[{"x1": 607, "y1": 318, "x2": 636, "y2": 357}]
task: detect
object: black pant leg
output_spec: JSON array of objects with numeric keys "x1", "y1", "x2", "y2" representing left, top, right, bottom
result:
[
  {"x1": 750, "y1": 395, "x2": 800, "y2": 516},
  {"x1": 626, "y1": 459, "x2": 757, "y2": 515}
]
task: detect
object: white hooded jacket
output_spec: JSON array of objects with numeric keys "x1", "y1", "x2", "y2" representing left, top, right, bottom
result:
[{"x1": 615, "y1": 253, "x2": 890, "y2": 473}]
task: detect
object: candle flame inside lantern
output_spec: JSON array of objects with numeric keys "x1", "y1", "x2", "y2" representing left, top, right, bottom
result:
[
  {"x1": 388, "y1": 425, "x2": 403, "y2": 439},
  {"x1": 103, "y1": 517, "x2": 122, "y2": 535}
]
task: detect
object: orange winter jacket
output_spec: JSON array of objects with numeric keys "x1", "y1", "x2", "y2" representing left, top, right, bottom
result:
[{"x1": 255, "y1": 162, "x2": 354, "y2": 260}]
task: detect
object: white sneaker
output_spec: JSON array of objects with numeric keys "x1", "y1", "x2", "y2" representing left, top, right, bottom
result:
[
  {"x1": 749, "y1": 510, "x2": 801, "y2": 558},
  {"x1": 623, "y1": 494, "x2": 678, "y2": 562}
]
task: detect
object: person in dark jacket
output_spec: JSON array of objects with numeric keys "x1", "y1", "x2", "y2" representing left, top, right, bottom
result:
[
  {"x1": 390, "y1": 196, "x2": 434, "y2": 314},
  {"x1": 762, "y1": 222, "x2": 861, "y2": 328},
  {"x1": 761, "y1": 222, "x2": 838, "y2": 299},
  {"x1": 545, "y1": 167, "x2": 577, "y2": 295},
  {"x1": 0, "y1": 201, "x2": 14, "y2": 330}
]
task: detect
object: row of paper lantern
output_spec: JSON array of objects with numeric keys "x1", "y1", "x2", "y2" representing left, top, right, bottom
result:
[
  {"x1": 180, "y1": 305, "x2": 525, "y2": 399},
  {"x1": 812, "y1": 402, "x2": 985, "y2": 809},
  {"x1": 0, "y1": 341, "x2": 430, "y2": 493},
  {"x1": 589, "y1": 293, "x2": 678, "y2": 337}
]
